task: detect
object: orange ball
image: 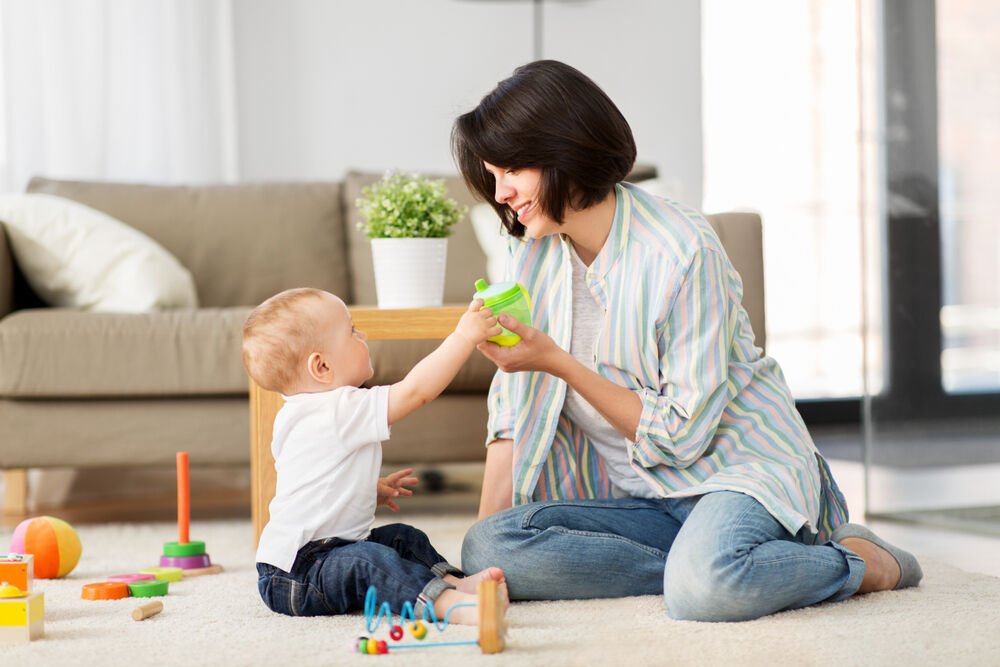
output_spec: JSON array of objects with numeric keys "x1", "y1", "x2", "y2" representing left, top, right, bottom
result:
[{"x1": 9, "y1": 515, "x2": 82, "y2": 578}]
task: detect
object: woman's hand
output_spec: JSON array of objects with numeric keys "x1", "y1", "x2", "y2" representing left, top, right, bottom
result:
[
  {"x1": 377, "y1": 468, "x2": 418, "y2": 512},
  {"x1": 477, "y1": 314, "x2": 570, "y2": 376}
]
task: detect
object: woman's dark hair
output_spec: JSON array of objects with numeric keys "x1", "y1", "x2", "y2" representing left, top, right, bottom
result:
[{"x1": 451, "y1": 60, "x2": 636, "y2": 237}]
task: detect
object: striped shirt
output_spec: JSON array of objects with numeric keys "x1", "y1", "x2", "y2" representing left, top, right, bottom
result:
[{"x1": 486, "y1": 182, "x2": 849, "y2": 542}]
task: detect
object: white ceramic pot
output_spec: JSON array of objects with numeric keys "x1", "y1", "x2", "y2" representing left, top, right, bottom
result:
[{"x1": 370, "y1": 237, "x2": 448, "y2": 308}]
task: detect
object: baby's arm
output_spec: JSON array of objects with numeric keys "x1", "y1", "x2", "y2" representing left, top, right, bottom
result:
[{"x1": 387, "y1": 299, "x2": 499, "y2": 425}]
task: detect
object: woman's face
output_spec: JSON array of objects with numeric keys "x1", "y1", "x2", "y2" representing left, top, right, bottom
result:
[{"x1": 483, "y1": 162, "x2": 561, "y2": 239}]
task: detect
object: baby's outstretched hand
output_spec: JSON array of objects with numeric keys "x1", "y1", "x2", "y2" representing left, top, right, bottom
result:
[
  {"x1": 456, "y1": 298, "x2": 501, "y2": 346},
  {"x1": 377, "y1": 468, "x2": 418, "y2": 512}
]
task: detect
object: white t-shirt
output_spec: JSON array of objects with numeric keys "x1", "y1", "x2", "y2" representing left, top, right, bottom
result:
[
  {"x1": 255, "y1": 384, "x2": 391, "y2": 572},
  {"x1": 562, "y1": 246, "x2": 658, "y2": 499}
]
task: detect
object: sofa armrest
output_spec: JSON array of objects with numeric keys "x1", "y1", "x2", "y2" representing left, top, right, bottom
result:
[
  {"x1": 0, "y1": 224, "x2": 14, "y2": 318},
  {"x1": 705, "y1": 211, "x2": 766, "y2": 353}
]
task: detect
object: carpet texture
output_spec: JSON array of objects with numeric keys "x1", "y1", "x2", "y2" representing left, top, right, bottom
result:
[{"x1": 2, "y1": 516, "x2": 999, "y2": 666}]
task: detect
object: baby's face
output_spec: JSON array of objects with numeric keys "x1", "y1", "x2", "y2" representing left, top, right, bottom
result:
[{"x1": 316, "y1": 293, "x2": 373, "y2": 387}]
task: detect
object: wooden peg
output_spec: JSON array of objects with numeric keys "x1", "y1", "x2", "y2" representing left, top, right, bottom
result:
[{"x1": 132, "y1": 600, "x2": 164, "y2": 621}]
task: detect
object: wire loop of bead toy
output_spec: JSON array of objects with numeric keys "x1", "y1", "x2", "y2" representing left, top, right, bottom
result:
[{"x1": 363, "y1": 585, "x2": 474, "y2": 634}]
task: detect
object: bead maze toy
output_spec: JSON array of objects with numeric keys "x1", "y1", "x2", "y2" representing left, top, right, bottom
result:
[
  {"x1": 0, "y1": 557, "x2": 43, "y2": 643},
  {"x1": 354, "y1": 579, "x2": 506, "y2": 655},
  {"x1": 160, "y1": 452, "x2": 214, "y2": 571}
]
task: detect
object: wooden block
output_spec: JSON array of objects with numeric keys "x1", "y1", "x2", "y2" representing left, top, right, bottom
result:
[
  {"x1": 0, "y1": 591, "x2": 44, "y2": 644},
  {"x1": 0, "y1": 619, "x2": 43, "y2": 643},
  {"x1": 0, "y1": 554, "x2": 33, "y2": 593},
  {"x1": 477, "y1": 580, "x2": 505, "y2": 654}
]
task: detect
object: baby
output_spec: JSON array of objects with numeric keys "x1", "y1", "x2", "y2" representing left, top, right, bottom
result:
[{"x1": 242, "y1": 287, "x2": 506, "y2": 623}]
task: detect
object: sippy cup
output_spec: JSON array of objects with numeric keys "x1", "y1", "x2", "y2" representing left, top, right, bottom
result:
[{"x1": 474, "y1": 278, "x2": 532, "y2": 346}]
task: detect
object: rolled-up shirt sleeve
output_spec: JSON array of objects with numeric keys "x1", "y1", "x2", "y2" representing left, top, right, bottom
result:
[{"x1": 631, "y1": 247, "x2": 733, "y2": 469}]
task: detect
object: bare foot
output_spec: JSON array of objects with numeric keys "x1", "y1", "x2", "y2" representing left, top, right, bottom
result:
[
  {"x1": 444, "y1": 567, "x2": 509, "y2": 614},
  {"x1": 839, "y1": 536, "x2": 901, "y2": 593},
  {"x1": 445, "y1": 566, "x2": 505, "y2": 594},
  {"x1": 432, "y1": 588, "x2": 480, "y2": 625}
]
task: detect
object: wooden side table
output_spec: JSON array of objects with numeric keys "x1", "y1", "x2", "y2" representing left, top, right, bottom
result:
[{"x1": 250, "y1": 306, "x2": 465, "y2": 545}]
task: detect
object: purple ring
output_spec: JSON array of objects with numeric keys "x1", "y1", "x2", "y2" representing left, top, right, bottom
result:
[{"x1": 159, "y1": 554, "x2": 212, "y2": 569}]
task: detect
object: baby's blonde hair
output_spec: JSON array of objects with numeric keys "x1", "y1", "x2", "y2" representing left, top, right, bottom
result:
[{"x1": 241, "y1": 288, "x2": 328, "y2": 393}]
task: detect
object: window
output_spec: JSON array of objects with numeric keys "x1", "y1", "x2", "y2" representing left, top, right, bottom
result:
[{"x1": 702, "y1": 0, "x2": 866, "y2": 401}]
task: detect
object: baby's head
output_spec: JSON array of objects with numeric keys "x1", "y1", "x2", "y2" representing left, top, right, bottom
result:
[{"x1": 242, "y1": 288, "x2": 371, "y2": 394}]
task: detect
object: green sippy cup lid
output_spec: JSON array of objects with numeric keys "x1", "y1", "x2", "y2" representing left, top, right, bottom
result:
[{"x1": 473, "y1": 279, "x2": 524, "y2": 308}]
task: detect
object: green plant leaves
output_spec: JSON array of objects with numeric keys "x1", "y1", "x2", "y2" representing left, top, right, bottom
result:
[{"x1": 356, "y1": 172, "x2": 467, "y2": 239}]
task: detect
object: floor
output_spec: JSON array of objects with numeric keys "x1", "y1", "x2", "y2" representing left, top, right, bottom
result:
[{"x1": 3, "y1": 457, "x2": 1000, "y2": 578}]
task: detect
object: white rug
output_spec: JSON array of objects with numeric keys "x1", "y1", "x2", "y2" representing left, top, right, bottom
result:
[{"x1": 2, "y1": 516, "x2": 999, "y2": 666}]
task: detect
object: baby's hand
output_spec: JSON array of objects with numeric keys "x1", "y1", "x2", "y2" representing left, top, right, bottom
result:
[
  {"x1": 456, "y1": 298, "x2": 501, "y2": 346},
  {"x1": 377, "y1": 468, "x2": 418, "y2": 512}
]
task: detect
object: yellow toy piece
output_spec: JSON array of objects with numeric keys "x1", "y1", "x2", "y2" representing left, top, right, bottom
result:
[
  {"x1": 0, "y1": 589, "x2": 44, "y2": 643},
  {"x1": 140, "y1": 567, "x2": 183, "y2": 582}
]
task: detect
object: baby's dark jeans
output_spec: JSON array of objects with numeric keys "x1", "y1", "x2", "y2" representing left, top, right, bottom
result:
[{"x1": 256, "y1": 522, "x2": 461, "y2": 616}]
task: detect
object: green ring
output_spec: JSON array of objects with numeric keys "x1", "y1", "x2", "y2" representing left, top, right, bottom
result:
[
  {"x1": 163, "y1": 541, "x2": 206, "y2": 557},
  {"x1": 129, "y1": 579, "x2": 169, "y2": 597}
]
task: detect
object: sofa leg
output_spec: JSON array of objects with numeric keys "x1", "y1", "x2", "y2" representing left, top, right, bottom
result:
[{"x1": 2, "y1": 469, "x2": 29, "y2": 518}]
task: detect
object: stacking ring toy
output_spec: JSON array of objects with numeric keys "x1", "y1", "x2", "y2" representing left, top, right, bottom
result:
[
  {"x1": 128, "y1": 579, "x2": 169, "y2": 597},
  {"x1": 81, "y1": 581, "x2": 130, "y2": 600}
]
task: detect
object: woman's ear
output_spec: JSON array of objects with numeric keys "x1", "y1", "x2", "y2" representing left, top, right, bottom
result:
[{"x1": 306, "y1": 352, "x2": 333, "y2": 385}]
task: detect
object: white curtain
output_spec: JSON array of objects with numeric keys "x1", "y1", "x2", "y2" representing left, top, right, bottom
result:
[{"x1": 0, "y1": 0, "x2": 238, "y2": 193}]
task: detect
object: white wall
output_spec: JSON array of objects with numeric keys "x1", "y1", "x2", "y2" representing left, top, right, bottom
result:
[{"x1": 232, "y1": 0, "x2": 702, "y2": 206}]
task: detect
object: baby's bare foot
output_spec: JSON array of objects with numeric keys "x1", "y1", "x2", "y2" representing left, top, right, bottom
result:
[{"x1": 433, "y1": 588, "x2": 479, "y2": 625}]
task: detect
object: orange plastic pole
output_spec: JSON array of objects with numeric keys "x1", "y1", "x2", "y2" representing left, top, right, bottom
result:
[{"x1": 177, "y1": 451, "x2": 190, "y2": 544}]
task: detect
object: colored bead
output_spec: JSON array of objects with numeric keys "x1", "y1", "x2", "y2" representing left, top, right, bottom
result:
[
  {"x1": 389, "y1": 624, "x2": 403, "y2": 640},
  {"x1": 367, "y1": 638, "x2": 378, "y2": 654},
  {"x1": 357, "y1": 637, "x2": 368, "y2": 654},
  {"x1": 376, "y1": 640, "x2": 388, "y2": 654},
  {"x1": 410, "y1": 620, "x2": 427, "y2": 639}
]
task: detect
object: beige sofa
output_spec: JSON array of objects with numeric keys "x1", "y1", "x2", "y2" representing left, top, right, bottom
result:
[{"x1": 0, "y1": 173, "x2": 765, "y2": 511}]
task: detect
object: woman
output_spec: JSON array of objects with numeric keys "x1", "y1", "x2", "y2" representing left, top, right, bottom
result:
[{"x1": 452, "y1": 60, "x2": 921, "y2": 621}]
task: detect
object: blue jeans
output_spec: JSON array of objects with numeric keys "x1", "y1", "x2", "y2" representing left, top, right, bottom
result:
[
  {"x1": 461, "y1": 491, "x2": 865, "y2": 621},
  {"x1": 257, "y1": 523, "x2": 460, "y2": 617}
]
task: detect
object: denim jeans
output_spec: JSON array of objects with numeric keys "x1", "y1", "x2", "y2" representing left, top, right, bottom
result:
[
  {"x1": 257, "y1": 523, "x2": 460, "y2": 617},
  {"x1": 461, "y1": 491, "x2": 865, "y2": 621}
]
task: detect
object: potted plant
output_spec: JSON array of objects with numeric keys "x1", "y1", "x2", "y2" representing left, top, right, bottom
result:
[{"x1": 356, "y1": 171, "x2": 466, "y2": 308}]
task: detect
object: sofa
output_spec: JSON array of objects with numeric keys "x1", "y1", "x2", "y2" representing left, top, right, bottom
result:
[{"x1": 0, "y1": 172, "x2": 765, "y2": 512}]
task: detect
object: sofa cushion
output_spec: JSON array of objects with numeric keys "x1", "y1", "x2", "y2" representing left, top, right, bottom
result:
[
  {"x1": 26, "y1": 178, "x2": 349, "y2": 308},
  {"x1": 343, "y1": 171, "x2": 487, "y2": 306},
  {"x1": 0, "y1": 193, "x2": 199, "y2": 312},
  {"x1": 0, "y1": 307, "x2": 251, "y2": 398}
]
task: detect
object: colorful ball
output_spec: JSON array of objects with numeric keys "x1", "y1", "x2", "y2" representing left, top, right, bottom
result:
[{"x1": 9, "y1": 515, "x2": 82, "y2": 578}]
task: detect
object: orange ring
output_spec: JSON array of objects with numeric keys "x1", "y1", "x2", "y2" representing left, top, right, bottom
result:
[{"x1": 81, "y1": 581, "x2": 130, "y2": 600}]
